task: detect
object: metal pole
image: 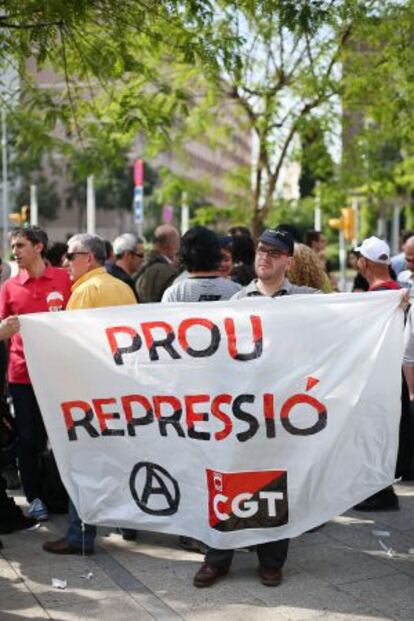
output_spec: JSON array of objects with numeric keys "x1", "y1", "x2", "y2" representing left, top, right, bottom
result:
[
  {"x1": 377, "y1": 205, "x2": 386, "y2": 238},
  {"x1": 181, "y1": 191, "x2": 189, "y2": 235},
  {"x1": 351, "y1": 195, "x2": 359, "y2": 246},
  {"x1": 339, "y1": 229, "x2": 347, "y2": 292},
  {"x1": 391, "y1": 203, "x2": 400, "y2": 255},
  {"x1": 2, "y1": 109, "x2": 8, "y2": 257},
  {"x1": 30, "y1": 184, "x2": 38, "y2": 226},
  {"x1": 314, "y1": 183, "x2": 321, "y2": 231},
  {"x1": 86, "y1": 175, "x2": 95, "y2": 234}
]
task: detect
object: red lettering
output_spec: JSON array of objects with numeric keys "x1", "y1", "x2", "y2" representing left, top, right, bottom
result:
[
  {"x1": 178, "y1": 318, "x2": 221, "y2": 358},
  {"x1": 224, "y1": 315, "x2": 263, "y2": 361},
  {"x1": 105, "y1": 326, "x2": 141, "y2": 365},
  {"x1": 211, "y1": 394, "x2": 233, "y2": 440},
  {"x1": 92, "y1": 398, "x2": 124, "y2": 436},
  {"x1": 263, "y1": 393, "x2": 276, "y2": 438},
  {"x1": 153, "y1": 395, "x2": 185, "y2": 437},
  {"x1": 185, "y1": 394, "x2": 211, "y2": 441},
  {"x1": 141, "y1": 321, "x2": 180, "y2": 361},
  {"x1": 61, "y1": 400, "x2": 99, "y2": 441},
  {"x1": 280, "y1": 394, "x2": 327, "y2": 436},
  {"x1": 122, "y1": 394, "x2": 153, "y2": 424}
]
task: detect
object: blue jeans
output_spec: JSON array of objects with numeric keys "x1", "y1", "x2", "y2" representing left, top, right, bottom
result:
[{"x1": 65, "y1": 500, "x2": 96, "y2": 551}]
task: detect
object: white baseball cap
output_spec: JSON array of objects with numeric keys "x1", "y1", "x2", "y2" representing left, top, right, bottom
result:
[{"x1": 354, "y1": 236, "x2": 390, "y2": 264}]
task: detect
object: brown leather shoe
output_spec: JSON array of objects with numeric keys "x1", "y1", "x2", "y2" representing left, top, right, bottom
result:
[
  {"x1": 193, "y1": 562, "x2": 230, "y2": 588},
  {"x1": 43, "y1": 538, "x2": 93, "y2": 555},
  {"x1": 258, "y1": 566, "x2": 283, "y2": 587}
]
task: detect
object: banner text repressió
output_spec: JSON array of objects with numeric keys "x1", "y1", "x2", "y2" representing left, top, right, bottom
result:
[{"x1": 61, "y1": 391, "x2": 327, "y2": 443}]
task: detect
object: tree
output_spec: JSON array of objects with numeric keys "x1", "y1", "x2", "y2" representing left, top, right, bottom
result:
[
  {"x1": 178, "y1": 1, "x2": 372, "y2": 237},
  {"x1": 337, "y1": 2, "x2": 414, "y2": 236},
  {"x1": 3, "y1": 1, "x2": 413, "y2": 239},
  {"x1": 0, "y1": 1, "x2": 231, "y2": 184}
]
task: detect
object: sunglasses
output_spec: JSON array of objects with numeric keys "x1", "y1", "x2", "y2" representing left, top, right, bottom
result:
[
  {"x1": 132, "y1": 252, "x2": 145, "y2": 258},
  {"x1": 66, "y1": 251, "x2": 89, "y2": 261}
]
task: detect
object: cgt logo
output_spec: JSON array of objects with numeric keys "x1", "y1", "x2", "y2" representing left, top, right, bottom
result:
[{"x1": 207, "y1": 469, "x2": 288, "y2": 531}]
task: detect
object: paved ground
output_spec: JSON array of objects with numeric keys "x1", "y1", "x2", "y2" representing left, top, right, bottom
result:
[{"x1": 1, "y1": 481, "x2": 413, "y2": 621}]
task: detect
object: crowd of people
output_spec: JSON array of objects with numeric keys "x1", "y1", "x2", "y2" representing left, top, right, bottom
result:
[{"x1": 0, "y1": 221, "x2": 413, "y2": 589}]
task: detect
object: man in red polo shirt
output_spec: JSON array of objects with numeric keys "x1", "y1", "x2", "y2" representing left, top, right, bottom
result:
[{"x1": 0, "y1": 226, "x2": 71, "y2": 522}]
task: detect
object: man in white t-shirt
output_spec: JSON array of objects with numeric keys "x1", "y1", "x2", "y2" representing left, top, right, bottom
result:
[{"x1": 162, "y1": 227, "x2": 240, "y2": 302}]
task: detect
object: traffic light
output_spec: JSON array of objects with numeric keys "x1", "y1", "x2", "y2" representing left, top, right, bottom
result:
[
  {"x1": 328, "y1": 208, "x2": 356, "y2": 241},
  {"x1": 328, "y1": 217, "x2": 342, "y2": 231},
  {"x1": 21, "y1": 205, "x2": 30, "y2": 223},
  {"x1": 9, "y1": 212, "x2": 22, "y2": 225},
  {"x1": 341, "y1": 207, "x2": 355, "y2": 241},
  {"x1": 9, "y1": 205, "x2": 30, "y2": 227}
]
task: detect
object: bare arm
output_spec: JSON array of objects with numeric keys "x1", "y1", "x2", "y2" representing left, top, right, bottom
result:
[{"x1": 0, "y1": 316, "x2": 20, "y2": 340}]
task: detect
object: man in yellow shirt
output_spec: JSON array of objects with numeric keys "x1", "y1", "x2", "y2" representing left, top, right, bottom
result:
[
  {"x1": 65, "y1": 234, "x2": 137, "y2": 310},
  {"x1": 43, "y1": 233, "x2": 136, "y2": 555}
]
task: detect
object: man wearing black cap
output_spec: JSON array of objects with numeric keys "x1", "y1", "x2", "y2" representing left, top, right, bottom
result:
[
  {"x1": 193, "y1": 229, "x2": 319, "y2": 590},
  {"x1": 233, "y1": 229, "x2": 319, "y2": 299}
]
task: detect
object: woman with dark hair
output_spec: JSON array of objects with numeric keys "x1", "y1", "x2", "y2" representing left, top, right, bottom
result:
[
  {"x1": 230, "y1": 235, "x2": 256, "y2": 286},
  {"x1": 218, "y1": 236, "x2": 234, "y2": 279},
  {"x1": 162, "y1": 227, "x2": 240, "y2": 552},
  {"x1": 46, "y1": 242, "x2": 68, "y2": 267},
  {"x1": 162, "y1": 226, "x2": 240, "y2": 303}
]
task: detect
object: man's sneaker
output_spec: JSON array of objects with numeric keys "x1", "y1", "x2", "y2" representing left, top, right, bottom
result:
[
  {"x1": 354, "y1": 486, "x2": 399, "y2": 512},
  {"x1": 0, "y1": 514, "x2": 38, "y2": 534},
  {"x1": 27, "y1": 498, "x2": 49, "y2": 522}
]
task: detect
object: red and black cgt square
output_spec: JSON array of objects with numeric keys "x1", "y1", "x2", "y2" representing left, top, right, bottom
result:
[{"x1": 206, "y1": 469, "x2": 289, "y2": 531}]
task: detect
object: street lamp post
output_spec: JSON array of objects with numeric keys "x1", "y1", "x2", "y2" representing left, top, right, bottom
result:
[{"x1": 1, "y1": 109, "x2": 8, "y2": 257}]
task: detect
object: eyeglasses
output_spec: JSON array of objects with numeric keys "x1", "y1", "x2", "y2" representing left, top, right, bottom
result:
[
  {"x1": 66, "y1": 251, "x2": 89, "y2": 261},
  {"x1": 132, "y1": 252, "x2": 145, "y2": 258},
  {"x1": 256, "y1": 245, "x2": 288, "y2": 259}
]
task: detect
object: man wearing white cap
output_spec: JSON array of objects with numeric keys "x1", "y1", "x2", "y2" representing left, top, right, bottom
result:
[
  {"x1": 353, "y1": 236, "x2": 402, "y2": 510},
  {"x1": 353, "y1": 236, "x2": 399, "y2": 292}
]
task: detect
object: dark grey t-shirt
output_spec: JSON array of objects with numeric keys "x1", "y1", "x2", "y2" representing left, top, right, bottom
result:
[{"x1": 232, "y1": 278, "x2": 320, "y2": 299}]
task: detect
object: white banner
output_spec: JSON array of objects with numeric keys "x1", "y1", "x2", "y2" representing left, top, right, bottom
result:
[{"x1": 20, "y1": 291, "x2": 404, "y2": 548}]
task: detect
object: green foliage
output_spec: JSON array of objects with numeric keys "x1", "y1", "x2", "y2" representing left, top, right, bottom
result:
[
  {"x1": 2, "y1": 0, "x2": 414, "y2": 239},
  {"x1": 191, "y1": 205, "x2": 234, "y2": 228},
  {"x1": 340, "y1": 2, "x2": 414, "y2": 229},
  {"x1": 298, "y1": 116, "x2": 334, "y2": 198},
  {"x1": 155, "y1": 167, "x2": 211, "y2": 211},
  {"x1": 265, "y1": 197, "x2": 315, "y2": 233}
]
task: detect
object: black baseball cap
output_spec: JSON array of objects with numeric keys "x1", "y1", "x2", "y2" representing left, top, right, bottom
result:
[{"x1": 258, "y1": 229, "x2": 294, "y2": 256}]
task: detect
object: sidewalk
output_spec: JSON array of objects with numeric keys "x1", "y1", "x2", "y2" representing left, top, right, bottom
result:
[{"x1": 1, "y1": 481, "x2": 413, "y2": 621}]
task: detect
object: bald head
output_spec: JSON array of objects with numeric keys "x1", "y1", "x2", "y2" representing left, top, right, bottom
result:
[
  {"x1": 404, "y1": 235, "x2": 414, "y2": 272},
  {"x1": 153, "y1": 225, "x2": 180, "y2": 260}
]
